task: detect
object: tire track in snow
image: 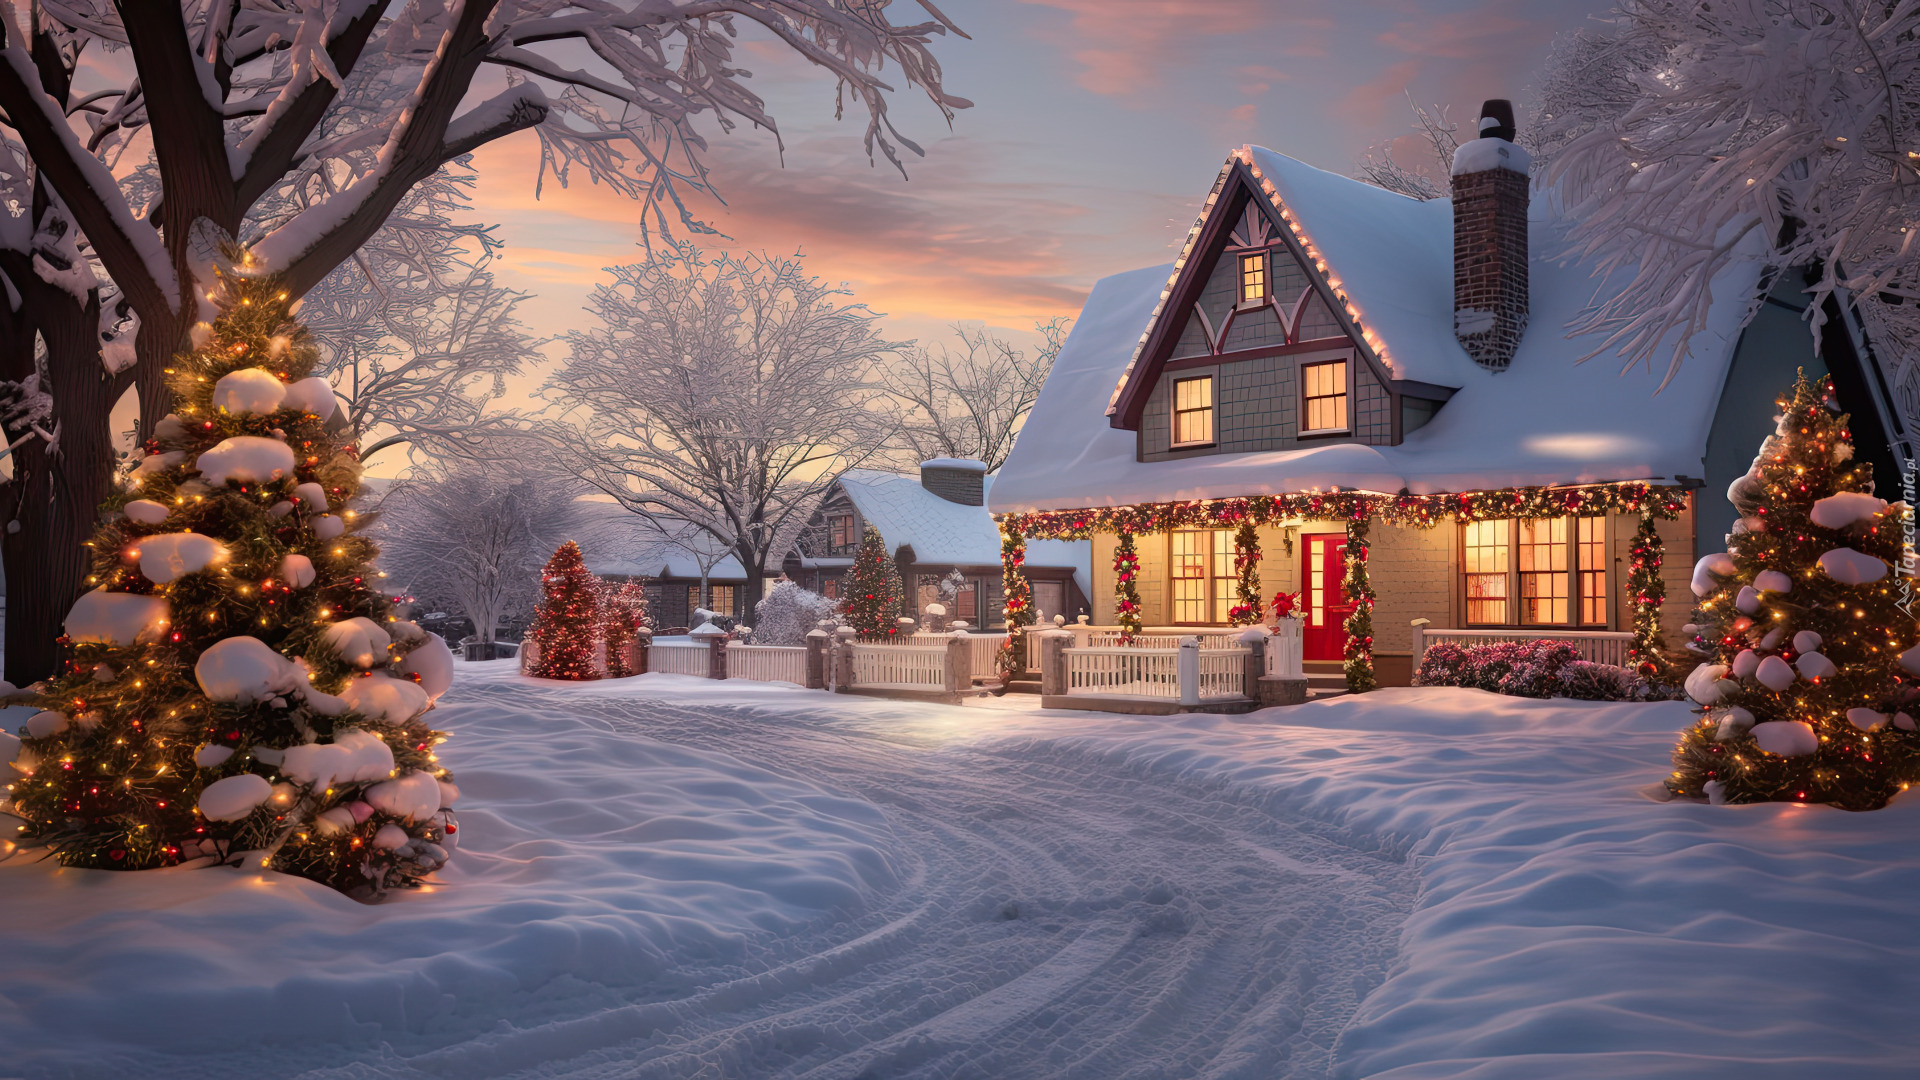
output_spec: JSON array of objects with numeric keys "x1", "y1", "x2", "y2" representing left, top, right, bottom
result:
[{"x1": 320, "y1": 692, "x2": 1417, "y2": 1080}]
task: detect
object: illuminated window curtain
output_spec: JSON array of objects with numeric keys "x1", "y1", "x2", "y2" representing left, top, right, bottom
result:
[
  {"x1": 1463, "y1": 519, "x2": 1510, "y2": 624},
  {"x1": 1302, "y1": 360, "x2": 1348, "y2": 431},
  {"x1": 1577, "y1": 517, "x2": 1607, "y2": 624},
  {"x1": 1517, "y1": 517, "x2": 1569, "y2": 625},
  {"x1": 1172, "y1": 529, "x2": 1208, "y2": 623}
]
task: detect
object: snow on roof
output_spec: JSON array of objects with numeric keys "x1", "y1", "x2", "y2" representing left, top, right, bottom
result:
[
  {"x1": 837, "y1": 469, "x2": 1085, "y2": 578},
  {"x1": 991, "y1": 153, "x2": 1768, "y2": 515},
  {"x1": 571, "y1": 503, "x2": 748, "y2": 581},
  {"x1": 918, "y1": 457, "x2": 988, "y2": 472}
]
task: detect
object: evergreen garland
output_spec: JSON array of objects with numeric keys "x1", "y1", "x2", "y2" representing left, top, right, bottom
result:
[
  {"x1": 1667, "y1": 373, "x2": 1919, "y2": 811},
  {"x1": 841, "y1": 525, "x2": 904, "y2": 638},
  {"x1": 5, "y1": 262, "x2": 455, "y2": 898},
  {"x1": 527, "y1": 542, "x2": 601, "y2": 679},
  {"x1": 997, "y1": 526, "x2": 1033, "y2": 676},
  {"x1": 1113, "y1": 531, "x2": 1144, "y2": 641},
  {"x1": 1626, "y1": 512, "x2": 1668, "y2": 678},
  {"x1": 1228, "y1": 520, "x2": 1262, "y2": 626},
  {"x1": 1342, "y1": 515, "x2": 1376, "y2": 692}
]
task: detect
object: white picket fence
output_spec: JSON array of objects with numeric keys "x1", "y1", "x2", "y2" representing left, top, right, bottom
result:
[
  {"x1": 1410, "y1": 624, "x2": 1636, "y2": 667},
  {"x1": 908, "y1": 631, "x2": 1007, "y2": 680},
  {"x1": 650, "y1": 641, "x2": 710, "y2": 677},
  {"x1": 850, "y1": 642, "x2": 949, "y2": 691},
  {"x1": 1197, "y1": 648, "x2": 1245, "y2": 700},
  {"x1": 1084, "y1": 629, "x2": 1245, "y2": 650},
  {"x1": 1066, "y1": 646, "x2": 1182, "y2": 699},
  {"x1": 1265, "y1": 619, "x2": 1303, "y2": 679},
  {"x1": 727, "y1": 643, "x2": 807, "y2": 684}
]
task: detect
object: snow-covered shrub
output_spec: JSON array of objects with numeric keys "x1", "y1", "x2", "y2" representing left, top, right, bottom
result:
[
  {"x1": 1418, "y1": 640, "x2": 1598, "y2": 699},
  {"x1": 753, "y1": 581, "x2": 836, "y2": 646},
  {"x1": 1556, "y1": 660, "x2": 1638, "y2": 702}
]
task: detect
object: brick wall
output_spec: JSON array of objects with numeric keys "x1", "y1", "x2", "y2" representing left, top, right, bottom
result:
[
  {"x1": 1451, "y1": 163, "x2": 1529, "y2": 371},
  {"x1": 1368, "y1": 523, "x2": 1454, "y2": 658},
  {"x1": 920, "y1": 465, "x2": 985, "y2": 506}
]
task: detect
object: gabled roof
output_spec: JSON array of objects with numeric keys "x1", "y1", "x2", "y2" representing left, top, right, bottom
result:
[
  {"x1": 1106, "y1": 148, "x2": 1483, "y2": 428},
  {"x1": 571, "y1": 502, "x2": 748, "y2": 581},
  {"x1": 834, "y1": 469, "x2": 1091, "y2": 592},
  {"x1": 991, "y1": 150, "x2": 1770, "y2": 514}
]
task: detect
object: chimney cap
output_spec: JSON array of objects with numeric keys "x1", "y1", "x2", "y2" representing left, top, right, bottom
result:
[{"x1": 1476, "y1": 99, "x2": 1516, "y2": 142}]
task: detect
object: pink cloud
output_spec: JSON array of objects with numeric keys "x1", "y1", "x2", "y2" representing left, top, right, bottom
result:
[
  {"x1": 1017, "y1": 0, "x2": 1314, "y2": 97},
  {"x1": 1338, "y1": 59, "x2": 1423, "y2": 126},
  {"x1": 1375, "y1": 2, "x2": 1555, "y2": 60}
]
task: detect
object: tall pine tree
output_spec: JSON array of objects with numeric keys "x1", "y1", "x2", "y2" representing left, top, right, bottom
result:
[
  {"x1": 526, "y1": 542, "x2": 602, "y2": 679},
  {"x1": 1669, "y1": 374, "x2": 1918, "y2": 810},
  {"x1": 840, "y1": 525, "x2": 904, "y2": 638},
  {"x1": 5, "y1": 262, "x2": 457, "y2": 897}
]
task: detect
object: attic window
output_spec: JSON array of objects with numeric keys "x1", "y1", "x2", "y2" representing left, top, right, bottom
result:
[
  {"x1": 1172, "y1": 375, "x2": 1214, "y2": 446},
  {"x1": 1238, "y1": 251, "x2": 1268, "y2": 306},
  {"x1": 1300, "y1": 360, "x2": 1348, "y2": 433}
]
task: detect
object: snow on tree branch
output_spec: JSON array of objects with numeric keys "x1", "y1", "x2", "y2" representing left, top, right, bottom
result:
[
  {"x1": 1539, "y1": 0, "x2": 1920, "y2": 387},
  {"x1": 885, "y1": 319, "x2": 1068, "y2": 471}
]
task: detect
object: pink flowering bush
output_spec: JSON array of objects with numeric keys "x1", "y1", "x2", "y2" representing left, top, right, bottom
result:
[{"x1": 1415, "y1": 639, "x2": 1644, "y2": 701}]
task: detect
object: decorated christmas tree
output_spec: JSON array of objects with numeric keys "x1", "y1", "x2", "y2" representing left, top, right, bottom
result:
[
  {"x1": 602, "y1": 578, "x2": 649, "y2": 678},
  {"x1": 526, "y1": 542, "x2": 602, "y2": 679},
  {"x1": 4, "y1": 261, "x2": 456, "y2": 897},
  {"x1": 840, "y1": 524, "x2": 905, "y2": 638},
  {"x1": 1669, "y1": 373, "x2": 1919, "y2": 810}
]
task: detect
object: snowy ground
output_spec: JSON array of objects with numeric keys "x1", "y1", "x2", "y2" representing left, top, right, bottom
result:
[{"x1": 4, "y1": 665, "x2": 1918, "y2": 1078}]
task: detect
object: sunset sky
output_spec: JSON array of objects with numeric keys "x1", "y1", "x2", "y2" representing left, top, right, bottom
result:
[{"x1": 458, "y1": 0, "x2": 1614, "y2": 364}]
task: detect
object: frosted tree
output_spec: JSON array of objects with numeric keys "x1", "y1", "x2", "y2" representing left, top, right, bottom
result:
[
  {"x1": 1537, "y1": 1, "x2": 1920, "y2": 386},
  {"x1": 0, "y1": 1, "x2": 965, "y2": 679},
  {"x1": 545, "y1": 244, "x2": 898, "y2": 615},
  {"x1": 754, "y1": 580, "x2": 836, "y2": 646},
  {"x1": 376, "y1": 466, "x2": 580, "y2": 660},
  {"x1": 887, "y1": 320, "x2": 1069, "y2": 471}
]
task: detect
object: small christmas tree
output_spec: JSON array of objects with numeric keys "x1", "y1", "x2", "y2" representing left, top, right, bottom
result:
[
  {"x1": 840, "y1": 525, "x2": 905, "y2": 638},
  {"x1": 1668, "y1": 373, "x2": 1918, "y2": 810},
  {"x1": 527, "y1": 542, "x2": 602, "y2": 679},
  {"x1": 5, "y1": 261, "x2": 456, "y2": 898},
  {"x1": 602, "y1": 578, "x2": 649, "y2": 678}
]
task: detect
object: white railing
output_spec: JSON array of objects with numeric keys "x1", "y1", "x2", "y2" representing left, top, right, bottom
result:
[
  {"x1": 1197, "y1": 648, "x2": 1245, "y2": 701},
  {"x1": 1410, "y1": 623, "x2": 1636, "y2": 667},
  {"x1": 1265, "y1": 619, "x2": 1303, "y2": 678},
  {"x1": 909, "y1": 631, "x2": 1008, "y2": 680},
  {"x1": 727, "y1": 643, "x2": 807, "y2": 684},
  {"x1": 851, "y1": 643, "x2": 948, "y2": 690},
  {"x1": 1066, "y1": 646, "x2": 1182, "y2": 700},
  {"x1": 651, "y1": 641, "x2": 710, "y2": 677},
  {"x1": 1084, "y1": 629, "x2": 1245, "y2": 650}
]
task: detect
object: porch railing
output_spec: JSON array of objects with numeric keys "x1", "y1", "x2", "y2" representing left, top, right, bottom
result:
[
  {"x1": 1066, "y1": 646, "x2": 1182, "y2": 700},
  {"x1": 1410, "y1": 622, "x2": 1637, "y2": 667}
]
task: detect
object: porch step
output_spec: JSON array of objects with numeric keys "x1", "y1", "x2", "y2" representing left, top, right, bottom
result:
[{"x1": 1303, "y1": 661, "x2": 1349, "y2": 700}]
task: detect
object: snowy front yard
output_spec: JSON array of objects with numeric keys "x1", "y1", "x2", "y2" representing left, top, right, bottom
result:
[{"x1": 4, "y1": 665, "x2": 1918, "y2": 1078}]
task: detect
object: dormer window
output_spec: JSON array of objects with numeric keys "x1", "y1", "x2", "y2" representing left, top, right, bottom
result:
[
  {"x1": 1300, "y1": 360, "x2": 1349, "y2": 433},
  {"x1": 1173, "y1": 375, "x2": 1214, "y2": 447},
  {"x1": 1238, "y1": 251, "x2": 1268, "y2": 307}
]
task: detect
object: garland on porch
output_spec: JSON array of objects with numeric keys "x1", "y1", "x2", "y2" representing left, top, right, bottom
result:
[
  {"x1": 1342, "y1": 514, "x2": 1377, "y2": 692},
  {"x1": 996, "y1": 482, "x2": 1688, "y2": 540},
  {"x1": 997, "y1": 526, "x2": 1033, "y2": 678},
  {"x1": 1113, "y1": 531, "x2": 1144, "y2": 640},
  {"x1": 1626, "y1": 511, "x2": 1668, "y2": 678},
  {"x1": 1228, "y1": 520, "x2": 1262, "y2": 626}
]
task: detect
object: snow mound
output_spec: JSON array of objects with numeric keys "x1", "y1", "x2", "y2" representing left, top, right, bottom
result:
[
  {"x1": 364, "y1": 769, "x2": 441, "y2": 822},
  {"x1": 1691, "y1": 552, "x2": 1736, "y2": 597},
  {"x1": 281, "y1": 376, "x2": 335, "y2": 420},
  {"x1": 133, "y1": 532, "x2": 226, "y2": 584},
  {"x1": 278, "y1": 553, "x2": 314, "y2": 588},
  {"x1": 1751, "y1": 720, "x2": 1819, "y2": 757},
  {"x1": 196, "y1": 773, "x2": 272, "y2": 822},
  {"x1": 279, "y1": 729, "x2": 395, "y2": 790},
  {"x1": 64, "y1": 588, "x2": 171, "y2": 646},
  {"x1": 122, "y1": 499, "x2": 169, "y2": 525},
  {"x1": 210, "y1": 368, "x2": 286, "y2": 416},
  {"x1": 322, "y1": 616, "x2": 391, "y2": 668},
  {"x1": 336, "y1": 671, "x2": 429, "y2": 724},
  {"x1": 1817, "y1": 547, "x2": 1888, "y2": 584},
  {"x1": 396, "y1": 627, "x2": 454, "y2": 700},
  {"x1": 195, "y1": 436, "x2": 295, "y2": 486},
  {"x1": 1450, "y1": 136, "x2": 1530, "y2": 176},
  {"x1": 1809, "y1": 491, "x2": 1887, "y2": 528},
  {"x1": 194, "y1": 636, "x2": 298, "y2": 703}
]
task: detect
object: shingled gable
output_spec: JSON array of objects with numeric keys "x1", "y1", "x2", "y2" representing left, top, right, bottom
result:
[{"x1": 1105, "y1": 147, "x2": 1466, "y2": 434}]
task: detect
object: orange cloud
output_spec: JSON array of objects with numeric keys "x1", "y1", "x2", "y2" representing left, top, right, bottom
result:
[{"x1": 1016, "y1": 1, "x2": 1325, "y2": 97}]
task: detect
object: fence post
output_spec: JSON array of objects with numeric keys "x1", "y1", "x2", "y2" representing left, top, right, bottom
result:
[
  {"x1": 805, "y1": 629, "x2": 828, "y2": 690},
  {"x1": 1411, "y1": 618, "x2": 1430, "y2": 669},
  {"x1": 1178, "y1": 636, "x2": 1200, "y2": 706},
  {"x1": 708, "y1": 637, "x2": 728, "y2": 680},
  {"x1": 945, "y1": 631, "x2": 970, "y2": 693},
  {"x1": 1238, "y1": 627, "x2": 1268, "y2": 700},
  {"x1": 1039, "y1": 630, "x2": 1068, "y2": 697},
  {"x1": 833, "y1": 626, "x2": 855, "y2": 693},
  {"x1": 1068, "y1": 620, "x2": 1093, "y2": 650},
  {"x1": 632, "y1": 628, "x2": 651, "y2": 675}
]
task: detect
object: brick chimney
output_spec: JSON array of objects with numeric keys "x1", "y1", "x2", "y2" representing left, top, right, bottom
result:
[
  {"x1": 1451, "y1": 99, "x2": 1530, "y2": 371},
  {"x1": 919, "y1": 458, "x2": 987, "y2": 505}
]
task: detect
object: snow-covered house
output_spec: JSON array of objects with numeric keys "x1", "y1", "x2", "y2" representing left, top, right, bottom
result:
[
  {"x1": 991, "y1": 102, "x2": 1904, "y2": 688},
  {"x1": 785, "y1": 459, "x2": 1091, "y2": 630},
  {"x1": 572, "y1": 504, "x2": 749, "y2": 630}
]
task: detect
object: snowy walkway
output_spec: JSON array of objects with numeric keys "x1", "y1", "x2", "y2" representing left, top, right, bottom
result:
[{"x1": 6, "y1": 665, "x2": 1920, "y2": 1079}]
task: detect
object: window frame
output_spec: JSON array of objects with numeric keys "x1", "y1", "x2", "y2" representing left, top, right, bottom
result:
[
  {"x1": 709, "y1": 584, "x2": 736, "y2": 617},
  {"x1": 1298, "y1": 357, "x2": 1350, "y2": 436},
  {"x1": 1169, "y1": 528, "x2": 1238, "y2": 625},
  {"x1": 1171, "y1": 374, "x2": 1216, "y2": 448},
  {"x1": 1459, "y1": 516, "x2": 1613, "y2": 629},
  {"x1": 826, "y1": 512, "x2": 857, "y2": 555},
  {"x1": 1237, "y1": 250, "x2": 1269, "y2": 309}
]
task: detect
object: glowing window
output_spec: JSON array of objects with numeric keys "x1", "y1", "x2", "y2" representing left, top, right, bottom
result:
[
  {"x1": 1518, "y1": 518, "x2": 1569, "y2": 625},
  {"x1": 1577, "y1": 518, "x2": 1608, "y2": 625},
  {"x1": 1301, "y1": 361, "x2": 1348, "y2": 432},
  {"x1": 1239, "y1": 252, "x2": 1268, "y2": 305},
  {"x1": 1173, "y1": 376, "x2": 1214, "y2": 446},
  {"x1": 1463, "y1": 519, "x2": 1511, "y2": 625}
]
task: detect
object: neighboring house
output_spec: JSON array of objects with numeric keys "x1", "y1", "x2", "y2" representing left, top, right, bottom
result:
[
  {"x1": 785, "y1": 459, "x2": 1091, "y2": 630},
  {"x1": 573, "y1": 504, "x2": 749, "y2": 630},
  {"x1": 990, "y1": 101, "x2": 1903, "y2": 687}
]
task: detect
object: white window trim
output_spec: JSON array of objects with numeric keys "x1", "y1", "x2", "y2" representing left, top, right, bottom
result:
[
  {"x1": 1296, "y1": 352, "x2": 1353, "y2": 436},
  {"x1": 1236, "y1": 250, "x2": 1270, "y2": 311},
  {"x1": 1170, "y1": 373, "x2": 1216, "y2": 448}
]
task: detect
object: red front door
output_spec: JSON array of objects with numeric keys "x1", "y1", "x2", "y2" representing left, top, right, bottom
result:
[{"x1": 1303, "y1": 534, "x2": 1354, "y2": 661}]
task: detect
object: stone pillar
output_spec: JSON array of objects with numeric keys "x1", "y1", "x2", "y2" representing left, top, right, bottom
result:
[
  {"x1": 945, "y1": 632, "x2": 970, "y2": 693},
  {"x1": 833, "y1": 626, "x2": 855, "y2": 693},
  {"x1": 805, "y1": 629, "x2": 829, "y2": 690},
  {"x1": 707, "y1": 636, "x2": 728, "y2": 680},
  {"x1": 1039, "y1": 630, "x2": 1070, "y2": 697},
  {"x1": 633, "y1": 628, "x2": 651, "y2": 675}
]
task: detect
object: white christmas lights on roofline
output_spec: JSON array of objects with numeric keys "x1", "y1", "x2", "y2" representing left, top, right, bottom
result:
[{"x1": 1108, "y1": 148, "x2": 1400, "y2": 418}]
